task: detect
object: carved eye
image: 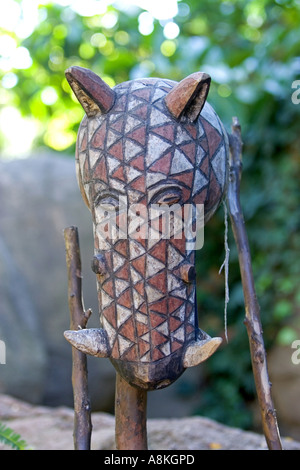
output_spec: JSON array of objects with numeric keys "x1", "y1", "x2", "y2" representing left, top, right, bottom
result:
[
  {"x1": 152, "y1": 189, "x2": 182, "y2": 206},
  {"x1": 97, "y1": 195, "x2": 119, "y2": 212}
]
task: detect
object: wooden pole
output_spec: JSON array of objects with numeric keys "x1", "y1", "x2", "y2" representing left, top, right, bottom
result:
[
  {"x1": 115, "y1": 373, "x2": 148, "y2": 450},
  {"x1": 226, "y1": 118, "x2": 283, "y2": 450},
  {"x1": 64, "y1": 226, "x2": 92, "y2": 450}
]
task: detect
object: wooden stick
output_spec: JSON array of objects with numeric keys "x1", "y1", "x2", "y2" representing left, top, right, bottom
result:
[
  {"x1": 64, "y1": 226, "x2": 92, "y2": 450},
  {"x1": 115, "y1": 373, "x2": 148, "y2": 450},
  {"x1": 226, "y1": 118, "x2": 283, "y2": 450}
]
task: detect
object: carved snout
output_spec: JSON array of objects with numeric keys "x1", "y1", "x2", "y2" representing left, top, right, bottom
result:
[{"x1": 64, "y1": 328, "x2": 110, "y2": 358}]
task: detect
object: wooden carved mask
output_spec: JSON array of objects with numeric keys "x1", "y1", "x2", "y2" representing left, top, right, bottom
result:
[{"x1": 64, "y1": 67, "x2": 229, "y2": 390}]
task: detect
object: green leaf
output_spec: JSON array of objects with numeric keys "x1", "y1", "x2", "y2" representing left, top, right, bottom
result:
[{"x1": 0, "y1": 422, "x2": 32, "y2": 450}]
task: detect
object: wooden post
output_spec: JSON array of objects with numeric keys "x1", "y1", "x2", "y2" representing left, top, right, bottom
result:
[
  {"x1": 226, "y1": 118, "x2": 283, "y2": 450},
  {"x1": 64, "y1": 226, "x2": 92, "y2": 450},
  {"x1": 115, "y1": 373, "x2": 148, "y2": 450}
]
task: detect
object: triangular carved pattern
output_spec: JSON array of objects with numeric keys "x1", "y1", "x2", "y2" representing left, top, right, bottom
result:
[{"x1": 78, "y1": 78, "x2": 227, "y2": 362}]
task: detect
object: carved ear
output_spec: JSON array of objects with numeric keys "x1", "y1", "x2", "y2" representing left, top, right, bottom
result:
[
  {"x1": 65, "y1": 66, "x2": 115, "y2": 117},
  {"x1": 165, "y1": 72, "x2": 211, "y2": 122}
]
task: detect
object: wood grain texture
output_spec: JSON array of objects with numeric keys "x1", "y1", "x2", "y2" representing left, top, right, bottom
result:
[
  {"x1": 64, "y1": 226, "x2": 92, "y2": 450},
  {"x1": 115, "y1": 373, "x2": 148, "y2": 450}
]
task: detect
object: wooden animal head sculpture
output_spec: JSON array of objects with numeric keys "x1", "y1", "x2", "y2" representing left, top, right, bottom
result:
[{"x1": 64, "y1": 66, "x2": 229, "y2": 391}]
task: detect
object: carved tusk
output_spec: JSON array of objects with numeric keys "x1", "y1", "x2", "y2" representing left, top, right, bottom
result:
[
  {"x1": 183, "y1": 331, "x2": 222, "y2": 368},
  {"x1": 64, "y1": 328, "x2": 110, "y2": 358}
]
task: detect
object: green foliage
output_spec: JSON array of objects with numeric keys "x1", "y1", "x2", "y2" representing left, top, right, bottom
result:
[
  {"x1": 0, "y1": 422, "x2": 31, "y2": 450},
  {"x1": 1, "y1": 0, "x2": 300, "y2": 431}
]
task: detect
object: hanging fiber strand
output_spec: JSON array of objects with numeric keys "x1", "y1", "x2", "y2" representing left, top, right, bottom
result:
[{"x1": 219, "y1": 200, "x2": 230, "y2": 342}]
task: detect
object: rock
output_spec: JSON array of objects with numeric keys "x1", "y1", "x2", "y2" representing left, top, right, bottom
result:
[
  {"x1": 268, "y1": 342, "x2": 300, "y2": 441},
  {"x1": 0, "y1": 394, "x2": 299, "y2": 450}
]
